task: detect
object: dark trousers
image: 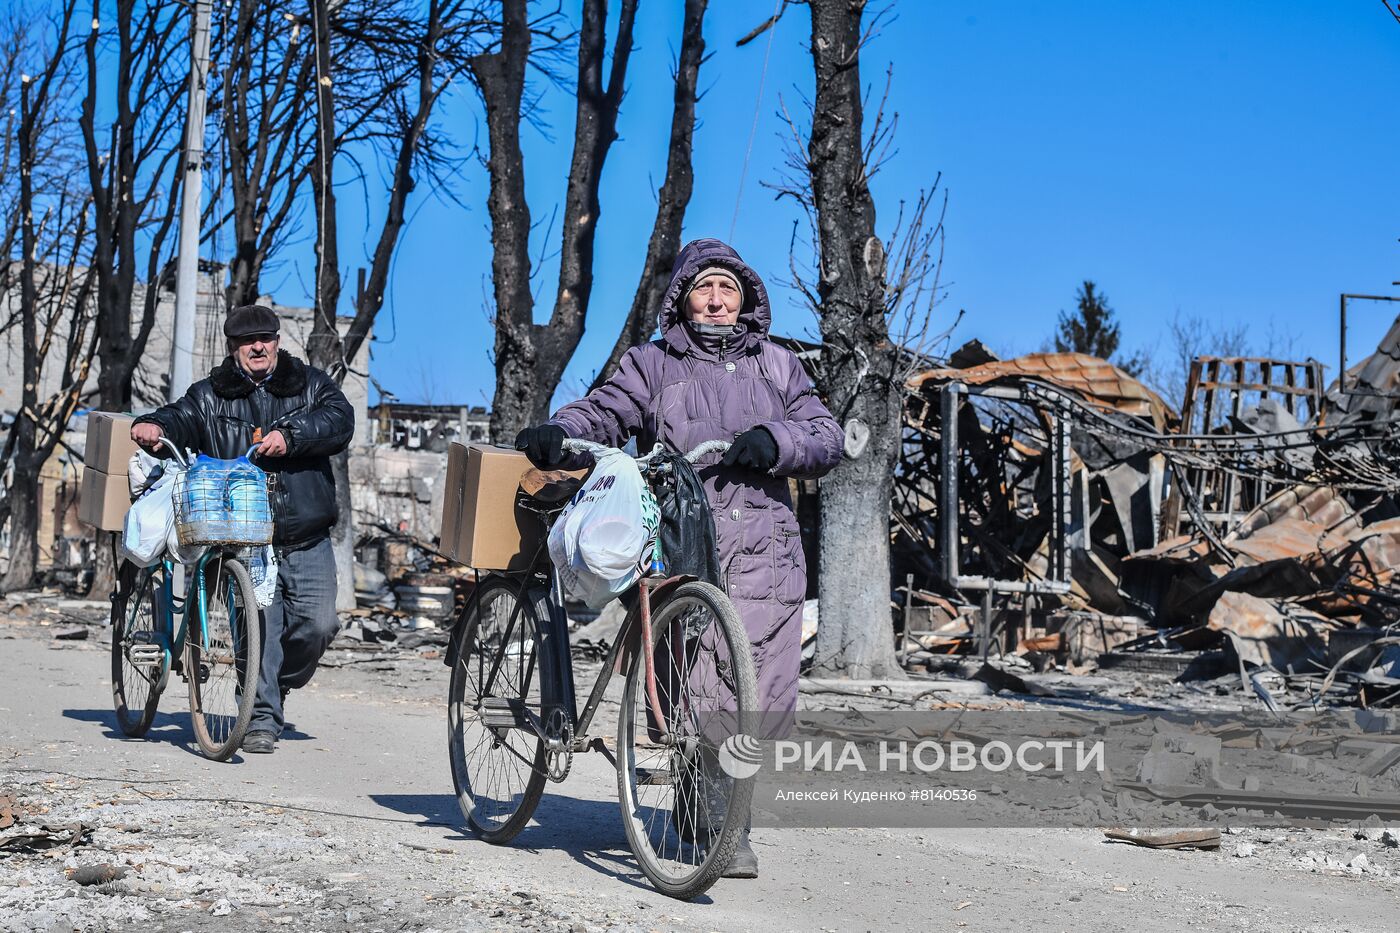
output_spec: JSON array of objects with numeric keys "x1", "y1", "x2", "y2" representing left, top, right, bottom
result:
[{"x1": 249, "y1": 536, "x2": 340, "y2": 736}]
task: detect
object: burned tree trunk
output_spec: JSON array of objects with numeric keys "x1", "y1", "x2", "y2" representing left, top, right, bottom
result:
[
  {"x1": 303, "y1": 0, "x2": 354, "y2": 611},
  {"x1": 306, "y1": 0, "x2": 342, "y2": 374},
  {"x1": 2, "y1": 1, "x2": 100, "y2": 592},
  {"x1": 591, "y1": 0, "x2": 707, "y2": 391},
  {"x1": 474, "y1": 0, "x2": 636, "y2": 438},
  {"x1": 807, "y1": 0, "x2": 903, "y2": 679},
  {"x1": 528, "y1": 0, "x2": 637, "y2": 423},
  {"x1": 470, "y1": 0, "x2": 533, "y2": 441},
  {"x1": 6, "y1": 75, "x2": 43, "y2": 591}
]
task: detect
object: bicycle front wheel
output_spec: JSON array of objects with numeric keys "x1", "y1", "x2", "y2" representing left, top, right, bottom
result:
[
  {"x1": 186, "y1": 554, "x2": 261, "y2": 761},
  {"x1": 617, "y1": 581, "x2": 758, "y2": 900},
  {"x1": 447, "y1": 577, "x2": 548, "y2": 843},
  {"x1": 111, "y1": 561, "x2": 163, "y2": 737}
]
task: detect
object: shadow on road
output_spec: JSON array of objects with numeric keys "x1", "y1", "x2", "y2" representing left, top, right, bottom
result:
[
  {"x1": 63, "y1": 707, "x2": 198, "y2": 749},
  {"x1": 370, "y1": 791, "x2": 698, "y2": 898},
  {"x1": 62, "y1": 707, "x2": 315, "y2": 747}
]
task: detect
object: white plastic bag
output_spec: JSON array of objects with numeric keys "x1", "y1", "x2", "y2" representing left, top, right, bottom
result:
[
  {"x1": 127, "y1": 449, "x2": 163, "y2": 498},
  {"x1": 119, "y1": 468, "x2": 178, "y2": 567},
  {"x1": 249, "y1": 545, "x2": 279, "y2": 608},
  {"x1": 547, "y1": 449, "x2": 659, "y2": 609}
]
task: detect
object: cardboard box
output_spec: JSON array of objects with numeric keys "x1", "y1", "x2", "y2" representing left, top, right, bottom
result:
[
  {"x1": 78, "y1": 468, "x2": 130, "y2": 532},
  {"x1": 85, "y1": 411, "x2": 138, "y2": 475},
  {"x1": 438, "y1": 443, "x2": 560, "y2": 571}
]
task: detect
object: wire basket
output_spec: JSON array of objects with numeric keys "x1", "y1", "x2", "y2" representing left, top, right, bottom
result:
[{"x1": 171, "y1": 454, "x2": 274, "y2": 547}]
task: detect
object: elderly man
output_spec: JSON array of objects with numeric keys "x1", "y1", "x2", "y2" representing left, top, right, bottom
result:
[{"x1": 131, "y1": 304, "x2": 355, "y2": 755}]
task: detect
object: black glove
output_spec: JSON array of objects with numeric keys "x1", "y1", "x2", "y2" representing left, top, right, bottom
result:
[
  {"x1": 721, "y1": 427, "x2": 779, "y2": 474},
  {"x1": 515, "y1": 424, "x2": 567, "y2": 469}
]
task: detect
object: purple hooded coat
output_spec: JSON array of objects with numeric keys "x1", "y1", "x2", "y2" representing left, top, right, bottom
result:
[{"x1": 549, "y1": 239, "x2": 843, "y2": 713}]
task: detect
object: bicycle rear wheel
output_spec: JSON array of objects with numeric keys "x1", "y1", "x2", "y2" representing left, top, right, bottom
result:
[
  {"x1": 617, "y1": 580, "x2": 758, "y2": 900},
  {"x1": 187, "y1": 554, "x2": 261, "y2": 761},
  {"x1": 111, "y1": 561, "x2": 163, "y2": 737},
  {"x1": 447, "y1": 577, "x2": 548, "y2": 843}
]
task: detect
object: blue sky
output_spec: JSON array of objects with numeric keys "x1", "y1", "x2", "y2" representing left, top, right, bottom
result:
[{"x1": 265, "y1": 1, "x2": 1400, "y2": 408}]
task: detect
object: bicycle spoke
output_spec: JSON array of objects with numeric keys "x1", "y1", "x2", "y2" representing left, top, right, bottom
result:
[
  {"x1": 449, "y1": 582, "x2": 548, "y2": 841},
  {"x1": 617, "y1": 583, "x2": 758, "y2": 898},
  {"x1": 188, "y1": 555, "x2": 259, "y2": 760}
]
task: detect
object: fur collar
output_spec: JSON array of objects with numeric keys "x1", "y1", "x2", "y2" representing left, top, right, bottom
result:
[{"x1": 209, "y1": 350, "x2": 307, "y2": 400}]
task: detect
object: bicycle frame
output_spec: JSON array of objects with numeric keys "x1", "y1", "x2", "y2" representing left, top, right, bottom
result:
[
  {"x1": 451, "y1": 437, "x2": 729, "y2": 763},
  {"x1": 125, "y1": 548, "x2": 239, "y2": 686},
  {"x1": 455, "y1": 527, "x2": 693, "y2": 757}
]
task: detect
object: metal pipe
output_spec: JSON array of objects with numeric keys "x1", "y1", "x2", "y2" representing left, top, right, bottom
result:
[
  {"x1": 938, "y1": 383, "x2": 961, "y2": 584},
  {"x1": 1338, "y1": 293, "x2": 1400, "y2": 396},
  {"x1": 980, "y1": 587, "x2": 993, "y2": 662},
  {"x1": 953, "y1": 575, "x2": 1072, "y2": 596}
]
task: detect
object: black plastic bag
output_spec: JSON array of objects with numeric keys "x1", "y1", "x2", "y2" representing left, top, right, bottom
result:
[{"x1": 653, "y1": 450, "x2": 721, "y2": 586}]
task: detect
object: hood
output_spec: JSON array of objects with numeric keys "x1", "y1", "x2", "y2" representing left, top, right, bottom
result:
[{"x1": 658, "y1": 238, "x2": 771, "y2": 358}]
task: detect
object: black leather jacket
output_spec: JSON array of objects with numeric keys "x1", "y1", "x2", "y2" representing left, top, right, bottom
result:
[{"x1": 134, "y1": 351, "x2": 355, "y2": 548}]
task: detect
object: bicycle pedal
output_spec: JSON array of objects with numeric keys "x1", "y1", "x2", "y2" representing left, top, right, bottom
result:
[
  {"x1": 478, "y1": 697, "x2": 527, "y2": 729},
  {"x1": 126, "y1": 643, "x2": 163, "y2": 668}
]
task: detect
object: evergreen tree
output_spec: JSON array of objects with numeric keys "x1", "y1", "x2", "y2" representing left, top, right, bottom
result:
[{"x1": 1054, "y1": 280, "x2": 1122, "y2": 359}]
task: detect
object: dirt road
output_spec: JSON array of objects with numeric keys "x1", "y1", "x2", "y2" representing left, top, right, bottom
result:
[{"x1": 2, "y1": 615, "x2": 1397, "y2": 932}]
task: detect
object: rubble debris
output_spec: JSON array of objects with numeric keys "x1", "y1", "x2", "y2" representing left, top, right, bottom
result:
[
  {"x1": 67, "y1": 864, "x2": 128, "y2": 886},
  {"x1": 0, "y1": 821, "x2": 92, "y2": 854},
  {"x1": 1102, "y1": 827, "x2": 1222, "y2": 850},
  {"x1": 0, "y1": 793, "x2": 17, "y2": 829},
  {"x1": 570, "y1": 600, "x2": 626, "y2": 659},
  {"x1": 969, "y1": 662, "x2": 1058, "y2": 697},
  {"x1": 887, "y1": 322, "x2": 1400, "y2": 710},
  {"x1": 1206, "y1": 592, "x2": 1331, "y2": 672}
]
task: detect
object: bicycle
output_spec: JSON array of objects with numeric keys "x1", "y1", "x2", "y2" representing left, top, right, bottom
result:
[
  {"x1": 446, "y1": 439, "x2": 759, "y2": 900},
  {"x1": 110, "y1": 439, "x2": 264, "y2": 761}
]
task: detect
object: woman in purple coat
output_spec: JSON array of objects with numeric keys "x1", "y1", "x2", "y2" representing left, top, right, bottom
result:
[{"x1": 517, "y1": 237, "x2": 843, "y2": 875}]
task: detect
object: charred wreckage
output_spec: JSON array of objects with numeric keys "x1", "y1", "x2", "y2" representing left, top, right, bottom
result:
[{"x1": 885, "y1": 319, "x2": 1400, "y2": 711}]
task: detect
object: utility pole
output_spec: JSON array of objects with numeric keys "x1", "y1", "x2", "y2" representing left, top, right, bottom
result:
[{"x1": 168, "y1": 0, "x2": 212, "y2": 401}]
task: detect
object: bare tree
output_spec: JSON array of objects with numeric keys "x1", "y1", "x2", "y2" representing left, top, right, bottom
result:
[
  {"x1": 301, "y1": 0, "x2": 485, "y2": 607},
  {"x1": 472, "y1": 0, "x2": 638, "y2": 440},
  {"x1": 77, "y1": 0, "x2": 186, "y2": 597},
  {"x1": 1, "y1": 0, "x2": 100, "y2": 591},
  {"x1": 80, "y1": 0, "x2": 186, "y2": 412},
  {"x1": 209, "y1": 0, "x2": 317, "y2": 307},
  {"x1": 1138, "y1": 310, "x2": 1250, "y2": 406},
  {"x1": 590, "y1": 0, "x2": 708, "y2": 390},
  {"x1": 764, "y1": 0, "x2": 946, "y2": 679}
]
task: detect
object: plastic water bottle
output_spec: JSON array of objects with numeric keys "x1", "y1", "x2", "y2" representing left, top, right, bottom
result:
[
  {"x1": 227, "y1": 457, "x2": 272, "y2": 543},
  {"x1": 182, "y1": 456, "x2": 223, "y2": 538}
]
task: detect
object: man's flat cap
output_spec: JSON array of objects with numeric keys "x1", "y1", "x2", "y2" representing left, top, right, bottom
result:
[{"x1": 224, "y1": 304, "x2": 281, "y2": 338}]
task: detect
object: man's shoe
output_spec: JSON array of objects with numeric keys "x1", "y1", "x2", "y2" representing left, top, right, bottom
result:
[
  {"x1": 242, "y1": 731, "x2": 276, "y2": 754},
  {"x1": 721, "y1": 830, "x2": 759, "y2": 879}
]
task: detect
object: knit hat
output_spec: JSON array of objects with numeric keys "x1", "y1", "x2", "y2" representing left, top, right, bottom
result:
[{"x1": 684, "y1": 264, "x2": 744, "y2": 305}]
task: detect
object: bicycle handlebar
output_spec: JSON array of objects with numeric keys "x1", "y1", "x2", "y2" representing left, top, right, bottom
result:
[
  {"x1": 560, "y1": 438, "x2": 731, "y2": 465},
  {"x1": 155, "y1": 436, "x2": 188, "y2": 468},
  {"x1": 150, "y1": 438, "x2": 262, "y2": 468}
]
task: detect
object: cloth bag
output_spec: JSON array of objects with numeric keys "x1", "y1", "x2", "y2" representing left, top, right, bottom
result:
[{"x1": 547, "y1": 449, "x2": 659, "y2": 609}]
